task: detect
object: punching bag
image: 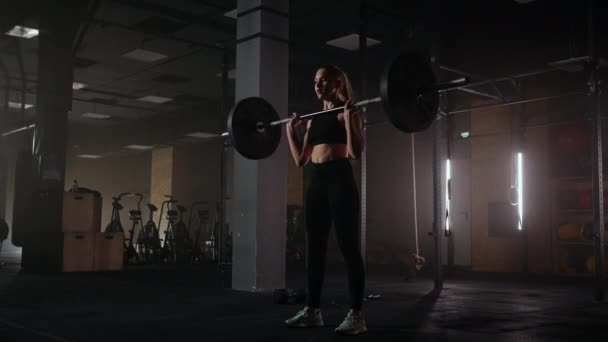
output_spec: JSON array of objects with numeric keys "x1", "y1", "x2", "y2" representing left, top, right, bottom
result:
[
  {"x1": 0, "y1": 217, "x2": 8, "y2": 242},
  {"x1": 11, "y1": 149, "x2": 37, "y2": 247}
]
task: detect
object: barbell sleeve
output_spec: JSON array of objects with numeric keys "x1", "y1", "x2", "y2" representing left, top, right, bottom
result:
[{"x1": 428, "y1": 76, "x2": 471, "y2": 93}]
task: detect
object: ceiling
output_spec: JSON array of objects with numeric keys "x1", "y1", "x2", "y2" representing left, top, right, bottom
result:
[{"x1": 0, "y1": 0, "x2": 606, "y2": 157}]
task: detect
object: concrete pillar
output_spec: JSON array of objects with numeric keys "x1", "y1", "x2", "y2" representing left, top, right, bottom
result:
[
  {"x1": 231, "y1": 0, "x2": 289, "y2": 291},
  {"x1": 19, "y1": 2, "x2": 84, "y2": 271},
  {"x1": 150, "y1": 147, "x2": 175, "y2": 227}
]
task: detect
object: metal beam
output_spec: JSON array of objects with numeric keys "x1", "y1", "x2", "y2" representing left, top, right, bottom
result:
[{"x1": 440, "y1": 65, "x2": 503, "y2": 100}]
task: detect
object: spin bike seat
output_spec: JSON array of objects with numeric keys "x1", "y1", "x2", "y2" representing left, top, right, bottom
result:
[
  {"x1": 129, "y1": 210, "x2": 142, "y2": 216},
  {"x1": 147, "y1": 204, "x2": 158, "y2": 212}
]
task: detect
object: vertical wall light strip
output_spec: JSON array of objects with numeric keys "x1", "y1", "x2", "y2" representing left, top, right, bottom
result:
[
  {"x1": 517, "y1": 152, "x2": 524, "y2": 230},
  {"x1": 445, "y1": 159, "x2": 451, "y2": 232}
]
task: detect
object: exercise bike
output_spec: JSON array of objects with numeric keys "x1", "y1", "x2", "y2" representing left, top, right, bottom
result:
[
  {"x1": 105, "y1": 192, "x2": 131, "y2": 233},
  {"x1": 124, "y1": 193, "x2": 143, "y2": 265},
  {"x1": 137, "y1": 203, "x2": 161, "y2": 264},
  {"x1": 158, "y1": 195, "x2": 178, "y2": 263},
  {"x1": 173, "y1": 205, "x2": 192, "y2": 264},
  {"x1": 188, "y1": 201, "x2": 208, "y2": 264}
]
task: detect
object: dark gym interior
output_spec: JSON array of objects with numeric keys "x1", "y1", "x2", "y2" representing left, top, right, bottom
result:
[{"x1": 0, "y1": 0, "x2": 607, "y2": 341}]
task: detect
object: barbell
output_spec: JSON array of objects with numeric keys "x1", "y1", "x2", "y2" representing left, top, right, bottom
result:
[{"x1": 223, "y1": 51, "x2": 470, "y2": 160}]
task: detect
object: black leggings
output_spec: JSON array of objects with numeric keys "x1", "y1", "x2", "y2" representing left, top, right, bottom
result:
[{"x1": 305, "y1": 159, "x2": 365, "y2": 310}]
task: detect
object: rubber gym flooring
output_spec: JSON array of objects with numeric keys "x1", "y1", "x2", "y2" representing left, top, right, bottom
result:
[{"x1": 0, "y1": 262, "x2": 607, "y2": 342}]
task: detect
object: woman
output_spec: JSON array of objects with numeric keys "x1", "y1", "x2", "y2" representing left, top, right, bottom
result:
[{"x1": 284, "y1": 65, "x2": 367, "y2": 336}]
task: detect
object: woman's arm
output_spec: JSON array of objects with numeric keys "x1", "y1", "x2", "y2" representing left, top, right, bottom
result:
[
  {"x1": 286, "y1": 115, "x2": 312, "y2": 167},
  {"x1": 344, "y1": 102, "x2": 365, "y2": 160}
]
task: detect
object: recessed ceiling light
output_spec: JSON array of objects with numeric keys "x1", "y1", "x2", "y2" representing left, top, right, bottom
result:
[
  {"x1": 77, "y1": 154, "x2": 102, "y2": 159},
  {"x1": 82, "y1": 112, "x2": 111, "y2": 120},
  {"x1": 224, "y1": 9, "x2": 237, "y2": 19},
  {"x1": 460, "y1": 131, "x2": 471, "y2": 139},
  {"x1": 8, "y1": 102, "x2": 34, "y2": 110},
  {"x1": 325, "y1": 33, "x2": 381, "y2": 51},
  {"x1": 5, "y1": 25, "x2": 39, "y2": 39},
  {"x1": 125, "y1": 144, "x2": 154, "y2": 151},
  {"x1": 186, "y1": 132, "x2": 220, "y2": 139},
  {"x1": 72, "y1": 82, "x2": 87, "y2": 90},
  {"x1": 215, "y1": 69, "x2": 236, "y2": 80},
  {"x1": 121, "y1": 48, "x2": 168, "y2": 63},
  {"x1": 137, "y1": 95, "x2": 173, "y2": 104}
]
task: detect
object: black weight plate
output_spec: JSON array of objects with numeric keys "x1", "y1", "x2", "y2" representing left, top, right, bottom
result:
[
  {"x1": 380, "y1": 52, "x2": 439, "y2": 133},
  {"x1": 227, "y1": 97, "x2": 281, "y2": 160}
]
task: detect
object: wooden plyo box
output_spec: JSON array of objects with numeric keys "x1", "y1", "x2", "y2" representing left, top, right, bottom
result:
[
  {"x1": 62, "y1": 192, "x2": 102, "y2": 233},
  {"x1": 63, "y1": 232, "x2": 95, "y2": 272},
  {"x1": 94, "y1": 232, "x2": 124, "y2": 271}
]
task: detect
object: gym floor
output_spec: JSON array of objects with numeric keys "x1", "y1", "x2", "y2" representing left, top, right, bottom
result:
[{"x1": 0, "y1": 263, "x2": 606, "y2": 342}]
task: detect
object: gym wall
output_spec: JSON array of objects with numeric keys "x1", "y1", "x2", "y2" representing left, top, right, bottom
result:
[{"x1": 64, "y1": 152, "x2": 152, "y2": 231}]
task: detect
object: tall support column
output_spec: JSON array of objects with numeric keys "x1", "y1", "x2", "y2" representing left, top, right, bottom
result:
[
  {"x1": 20, "y1": 2, "x2": 84, "y2": 271},
  {"x1": 231, "y1": 0, "x2": 289, "y2": 291},
  {"x1": 587, "y1": 0, "x2": 604, "y2": 302}
]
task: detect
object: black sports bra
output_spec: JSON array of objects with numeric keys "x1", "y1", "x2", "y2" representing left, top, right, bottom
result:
[{"x1": 307, "y1": 111, "x2": 347, "y2": 146}]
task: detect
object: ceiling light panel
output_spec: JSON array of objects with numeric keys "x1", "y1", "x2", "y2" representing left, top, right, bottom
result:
[
  {"x1": 5, "y1": 25, "x2": 39, "y2": 39},
  {"x1": 125, "y1": 145, "x2": 154, "y2": 150},
  {"x1": 8, "y1": 102, "x2": 34, "y2": 110},
  {"x1": 72, "y1": 82, "x2": 87, "y2": 90},
  {"x1": 121, "y1": 48, "x2": 168, "y2": 62},
  {"x1": 325, "y1": 33, "x2": 381, "y2": 51},
  {"x1": 82, "y1": 112, "x2": 111, "y2": 120},
  {"x1": 77, "y1": 154, "x2": 102, "y2": 159},
  {"x1": 137, "y1": 95, "x2": 173, "y2": 104}
]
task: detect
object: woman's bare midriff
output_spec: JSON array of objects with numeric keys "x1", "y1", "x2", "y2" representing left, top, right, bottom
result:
[{"x1": 310, "y1": 144, "x2": 348, "y2": 164}]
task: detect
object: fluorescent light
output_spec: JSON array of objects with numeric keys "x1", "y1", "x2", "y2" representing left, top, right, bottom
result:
[
  {"x1": 82, "y1": 112, "x2": 111, "y2": 120},
  {"x1": 5, "y1": 25, "x2": 39, "y2": 39},
  {"x1": 8, "y1": 102, "x2": 34, "y2": 110},
  {"x1": 125, "y1": 144, "x2": 154, "y2": 150},
  {"x1": 460, "y1": 131, "x2": 470, "y2": 138},
  {"x1": 325, "y1": 33, "x2": 381, "y2": 51},
  {"x1": 224, "y1": 9, "x2": 237, "y2": 19},
  {"x1": 517, "y1": 152, "x2": 523, "y2": 230},
  {"x1": 72, "y1": 82, "x2": 87, "y2": 90},
  {"x1": 77, "y1": 154, "x2": 102, "y2": 159},
  {"x1": 445, "y1": 159, "x2": 451, "y2": 232},
  {"x1": 137, "y1": 95, "x2": 173, "y2": 104},
  {"x1": 186, "y1": 132, "x2": 220, "y2": 139},
  {"x1": 121, "y1": 48, "x2": 167, "y2": 63},
  {"x1": 215, "y1": 69, "x2": 236, "y2": 80},
  {"x1": 1, "y1": 124, "x2": 35, "y2": 137}
]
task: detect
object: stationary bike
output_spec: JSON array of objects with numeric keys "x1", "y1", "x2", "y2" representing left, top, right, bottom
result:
[
  {"x1": 137, "y1": 203, "x2": 161, "y2": 263},
  {"x1": 190, "y1": 206, "x2": 209, "y2": 264},
  {"x1": 172, "y1": 205, "x2": 193, "y2": 264},
  {"x1": 105, "y1": 192, "x2": 131, "y2": 233},
  {"x1": 124, "y1": 193, "x2": 143, "y2": 264},
  {"x1": 159, "y1": 195, "x2": 178, "y2": 263}
]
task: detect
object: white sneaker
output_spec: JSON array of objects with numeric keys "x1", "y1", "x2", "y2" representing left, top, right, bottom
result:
[
  {"x1": 285, "y1": 307, "x2": 324, "y2": 328},
  {"x1": 335, "y1": 311, "x2": 367, "y2": 335}
]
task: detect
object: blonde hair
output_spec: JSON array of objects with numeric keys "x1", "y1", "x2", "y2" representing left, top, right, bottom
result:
[{"x1": 319, "y1": 65, "x2": 354, "y2": 103}]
